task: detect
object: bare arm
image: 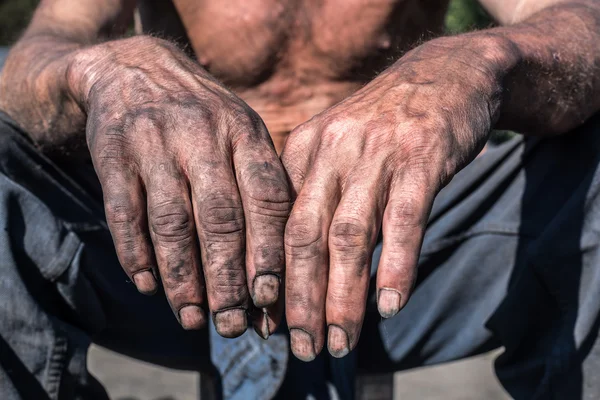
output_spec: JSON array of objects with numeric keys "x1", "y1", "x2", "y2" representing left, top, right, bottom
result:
[
  {"x1": 0, "y1": 0, "x2": 136, "y2": 154},
  {"x1": 476, "y1": 0, "x2": 600, "y2": 135}
]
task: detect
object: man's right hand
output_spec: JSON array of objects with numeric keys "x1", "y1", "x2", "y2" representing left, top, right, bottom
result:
[{"x1": 68, "y1": 36, "x2": 291, "y2": 338}]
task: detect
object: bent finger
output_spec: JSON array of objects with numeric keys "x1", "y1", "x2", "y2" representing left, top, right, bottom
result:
[
  {"x1": 145, "y1": 161, "x2": 206, "y2": 330},
  {"x1": 189, "y1": 155, "x2": 250, "y2": 338},
  {"x1": 285, "y1": 166, "x2": 340, "y2": 361},
  {"x1": 233, "y1": 127, "x2": 290, "y2": 315},
  {"x1": 326, "y1": 175, "x2": 384, "y2": 358},
  {"x1": 101, "y1": 166, "x2": 159, "y2": 295},
  {"x1": 376, "y1": 171, "x2": 435, "y2": 319}
]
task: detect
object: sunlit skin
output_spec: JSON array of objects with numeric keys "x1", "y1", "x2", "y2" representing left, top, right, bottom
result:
[{"x1": 0, "y1": 0, "x2": 599, "y2": 360}]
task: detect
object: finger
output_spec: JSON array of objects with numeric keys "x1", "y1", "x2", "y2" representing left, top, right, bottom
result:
[
  {"x1": 144, "y1": 161, "x2": 206, "y2": 330},
  {"x1": 326, "y1": 174, "x2": 384, "y2": 358},
  {"x1": 285, "y1": 167, "x2": 340, "y2": 361},
  {"x1": 189, "y1": 156, "x2": 249, "y2": 338},
  {"x1": 376, "y1": 171, "x2": 435, "y2": 319},
  {"x1": 233, "y1": 128, "x2": 290, "y2": 312},
  {"x1": 280, "y1": 125, "x2": 317, "y2": 197},
  {"x1": 100, "y1": 165, "x2": 159, "y2": 295}
]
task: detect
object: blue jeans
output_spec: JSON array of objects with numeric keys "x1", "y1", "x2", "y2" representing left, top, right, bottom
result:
[{"x1": 2, "y1": 110, "x2": 600, "y2": 400}]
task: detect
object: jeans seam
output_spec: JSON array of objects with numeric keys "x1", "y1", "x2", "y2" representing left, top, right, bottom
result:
[
  {"x1": 45, "y1": 332, "x2": 68, "y2": 400},
  {"x1": 422, "y1": 224, "x2": 533, "y2": 256},
  {"x1": 44, "y1": 232, "x2": 82, "y2": 282}
]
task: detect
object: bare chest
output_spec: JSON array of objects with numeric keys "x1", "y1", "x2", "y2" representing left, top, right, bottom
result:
[
  {"x1": 137, "y1": 0, "x2": 448, "y2": 149},
  {"x1": 138, "y1": 0, "x2": 448, "y2": 87}
]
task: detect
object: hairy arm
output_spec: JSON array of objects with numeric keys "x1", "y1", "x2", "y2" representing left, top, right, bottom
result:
[
  {"x1": 476, "y1": 0, "x2": 600, "y2": 135},
  {"x1": 0, "y1": 0, "x2": 136, "y2": 154}
]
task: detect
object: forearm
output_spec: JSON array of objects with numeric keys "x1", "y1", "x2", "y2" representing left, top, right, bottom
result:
[
  {"x1": 481, "y1": 1, "x2": 600, "y2": 135},
  {"x1": 0, "y1": 0, "x2": 135, "y2": 154}
]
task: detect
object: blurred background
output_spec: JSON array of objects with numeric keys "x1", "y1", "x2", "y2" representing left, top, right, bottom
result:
[
  {"x1": 0, "y1": 1, "x2": 510, "y2": 399},
  {"x1": 0, "y1": 0, "x2": 492, "y2": 45}
]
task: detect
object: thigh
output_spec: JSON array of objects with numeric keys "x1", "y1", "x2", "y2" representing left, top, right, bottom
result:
[
  {"x1": 359, "y1": 136, "x2": 526, "y2": 372},
  {"x1": 360, "y1": 113, "x2": 600, "y2": 399},
  {"x1": 0, "y1": 113, "x2": 211, "y2": 399}
]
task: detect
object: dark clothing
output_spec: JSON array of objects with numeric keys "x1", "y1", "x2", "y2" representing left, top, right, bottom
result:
[{"x1": 1, "y1": 108, "x2": 600, "y2": 399}]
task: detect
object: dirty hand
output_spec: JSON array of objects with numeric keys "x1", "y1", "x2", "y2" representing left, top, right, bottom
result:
[
  {"x1": 281, "y1": 36, "x2": 509, "y2": 360},
  {"x1": 69, "y1": 36, "x2": 290, "y2": 338}
]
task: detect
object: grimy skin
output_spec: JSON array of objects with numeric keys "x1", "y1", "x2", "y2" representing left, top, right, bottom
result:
[{"x1": 0, "y1": 0, "x2": 599, "y2": 360}]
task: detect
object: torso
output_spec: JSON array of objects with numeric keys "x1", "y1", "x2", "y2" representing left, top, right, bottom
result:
[{"x1": 137, "y1": 0, "x2": 449, "y2": 150}]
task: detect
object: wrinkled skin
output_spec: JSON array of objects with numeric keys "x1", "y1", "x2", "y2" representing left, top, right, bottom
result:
[
  {"x1": 1, "y1": 0, "x2": 600, "y2": 361},
  {"x1": 281, "y1": 36, "x2": 506, "y2": 359},
  {"x1": 69, "y1": 37, "x2": 291, "y2": 338}
]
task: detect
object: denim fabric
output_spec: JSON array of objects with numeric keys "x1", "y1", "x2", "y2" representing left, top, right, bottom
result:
[
  {"x1": 2, "y1": 105, "x2": 600, "y2": 400},
  {"x1": 0, "y1": 112, "x2": 290, "y2": 400},
  {"x1": 209, "y1": 320, "x2": 288, "y2": 400},
  {"x1": 357, "y1": 114, "x2": 600, "y2": 400}
]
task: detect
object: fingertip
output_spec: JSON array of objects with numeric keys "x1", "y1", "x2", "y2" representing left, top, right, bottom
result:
[
  {"x1": 179, "y1": 305, "x2": 207, "y2": 330},
  {"x1": 252, "y1": 274, "x2": 280, "y2": 308},
  {"x1": 290, "y1": 328, "x2": 317, "y2": 362},
  {"x1": 214, "y1": 308, "x2": 248, "y2": 338},
  {"x1": 327, "y1": 325, "x2": 350, "y2": 358},
  {"x1": 377, "y1": 288, "x2": 402, "y2": 319},
  {"x1": 132, "y1": 270, "x2": 158, "y2": 295}
]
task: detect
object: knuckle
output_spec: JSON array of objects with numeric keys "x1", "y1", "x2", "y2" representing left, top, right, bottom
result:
[
  {"x1": 287, "y1": 123, "x2": 314, "y2": 143},
  {"x1": 242, "y1": 163, "x2": 290, "y2": 200},
  {"x1": 285, "y1": 215, "x2": 323, "y2": 257},
  {"x1": 115, "y1": 234, "x2": 144, "y2": 264},
  {"x1": 95, "y1": 140, "x2": 129, "y2": 167},
  {"x1": 386, "y1": 196, "x2": 426, "y2": 229},
  {"x1": 199, "y1": 197, "x2": 245, "y2": 237},
  {"x1": 149, "y1": 201, "x2": 194, "y2": 245},
  {"x1": 396, "y1": 124, "x2": 448, "y2": 169},
  {"x1": 229, "y1": 108, "x2": 267, "y2": 139},
  {"x1": 231, "y1": 108, "x2": 258, "y2": 129},
  {"x1": 319, "y1": 119, "x2": 352, "y2": 148},
  {"x1": 166, "y1": 281, "x2": 201, "y2": 304},
  {"x1": 329, "y1": 219, "x2": 371, "y2": 254},
  {"x1": 208, "y1": 263, "x2": 248, "y2": 302},
  {"x1": 245, "y1": 183, "x2": 291, "y2": 220},
  {"x1": 105, "y1": 200, "x2": 135, "y2": 227},
  {"x1": 104, "y1": 197, "x2": 150, "y2": 269}
]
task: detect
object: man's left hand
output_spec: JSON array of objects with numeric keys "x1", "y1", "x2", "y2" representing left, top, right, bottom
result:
[{"x1": 281, "y1": 36, "x2": 508, "y2": 360}]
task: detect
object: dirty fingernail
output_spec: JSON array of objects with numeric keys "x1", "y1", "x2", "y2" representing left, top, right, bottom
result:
[
  {"x1": 179, "y1": 305, "x2": 206, "y2": 330},
  {"x1": 327, "y1": 325, "x2": 350, "y2": 358},
  {"x1": 253, "y1": 308, "x2": 270, "y2": 340},
  {"x1": 252, "y1": 274, "x2": 280, "y2": 308},
  {"x1": 133, "y1": 270, "x2": 157, "y2": 295},
  {"x1": 377, "y1": 288, "x2": 401, "y2": 319},
  {"x1": 290, "y1": 328, "x2": 316, "y2": 362},
  {"x1": 214, "y1": 308, "x2": 247, "y2": 338}
]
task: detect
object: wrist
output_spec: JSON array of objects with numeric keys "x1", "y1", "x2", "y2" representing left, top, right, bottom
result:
[
  {"x1": 66, "y1": 36, "x2": 186, "y2": 111},
  {"x1": 453, "y1": 32, "x2": 522, "y2": 123},
  {"x1": 413, "y1": 33, "x2": 521, "y2": 122},
  {"x1": 66, "y1": 44, "x2": 111, "y2": 112}
]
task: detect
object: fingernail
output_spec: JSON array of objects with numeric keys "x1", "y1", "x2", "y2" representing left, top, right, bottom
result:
[
  {"x1": 253, "y1": 308, "x2": 270, "y2": 340},
  {"x1": 178, "y1": 305, "x2": 206, "y2": 330},
  {"x1": 214, "y1": 308, "x2": 248, "y2": 338},
  {"x1": 377, "y1": 288, "x2": 402, "y2": 319},
  {"x1": 252, "y1": 274, "x2": 280, "y2": 308},
  {"x1": 132, "y1": 270, "x2": 157, "y2": 295},
  {"x1": 327, "y1": 325, "x2": 350, "y2": 358},
  {"x1": 290, "y1": 328, "x2": 316, "y2": 362}
]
